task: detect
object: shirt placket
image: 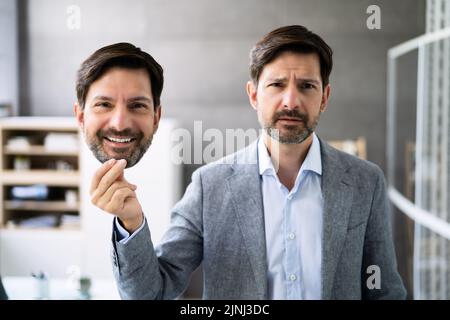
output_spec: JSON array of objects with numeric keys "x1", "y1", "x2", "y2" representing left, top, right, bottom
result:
[{"x1": 283, "y1": 188, "x2": 302, "y2": 299}]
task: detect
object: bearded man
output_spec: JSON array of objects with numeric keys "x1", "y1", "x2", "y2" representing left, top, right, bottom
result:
[{"x1": 78, "y1": 27, "x2": 406, "y2": 300}]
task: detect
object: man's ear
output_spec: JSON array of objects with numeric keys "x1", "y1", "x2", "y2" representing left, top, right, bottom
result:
[
  {"x1": 153, "y1": 105, "x2": 162, "y2": 133},
  {"x1": 74, "y1": 102, "x2": 84, "y2": 130},
  {"x1": 320, "y1": 84, "x2": 331, "y2": 113},
  {"x1": 246, "y1": 81, "x2": 258, "y2": 111}
]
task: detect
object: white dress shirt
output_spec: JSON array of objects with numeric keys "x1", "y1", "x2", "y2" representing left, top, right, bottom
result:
[{"x1": 258, "y1": 133, "x2": 323, "y2": 299}]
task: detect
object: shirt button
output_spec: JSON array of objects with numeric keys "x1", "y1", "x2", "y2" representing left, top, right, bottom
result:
[
  {"x1": 289, "y1": 274, "x2": 297, "y2": 281},
  {"x1": 288, "y1": 233, "x2": 296, "y2": 240}
]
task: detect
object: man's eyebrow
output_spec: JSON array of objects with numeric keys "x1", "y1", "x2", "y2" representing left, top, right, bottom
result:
[
  {"x1": 92, "y1": 95, "x2": 114, "y2": 101},
  {"x1": 127, "y1": 96, "x2": 153, "y2": 103},
  {"x1": 299, "y1": 78, "x2": 321, "y2": 85},
  {"x1": 266, "y1": 77, "x2": 288, "y2": 82},
  {"x1": 265, "y1": 77, "x2": 321, "y2": 85}
]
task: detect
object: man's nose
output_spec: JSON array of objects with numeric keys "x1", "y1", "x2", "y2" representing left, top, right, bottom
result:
[
  {"x1": 282, "y1": 85, "x2": 301, "y2": 110},
  {"x1": 109, "y1": 104, "x2": 132, "y2": 131}
]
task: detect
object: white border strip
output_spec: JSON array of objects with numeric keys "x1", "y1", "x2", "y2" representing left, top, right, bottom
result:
[{"x1": 389, "y1": 187, "x2": 450, "y2": 240}]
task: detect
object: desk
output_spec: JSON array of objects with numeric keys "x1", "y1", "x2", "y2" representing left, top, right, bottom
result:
[{"x1": 3, "y1": 276, "x2": 120, "y2": 300}]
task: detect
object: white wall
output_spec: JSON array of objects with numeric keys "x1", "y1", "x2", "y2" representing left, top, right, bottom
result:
[
  {"x1": 0, "y1": 0, "x2": 18, "y2": 115},
  {"x1": 0, "y1": 230, "x2": 83, "y2": 277}
]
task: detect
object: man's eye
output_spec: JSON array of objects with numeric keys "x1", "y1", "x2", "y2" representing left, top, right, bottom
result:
[
  {"x1": 268, "y1": 82, "x2": 283, "y2": 88},
  {"x1": 130, "y1": 103, "x2": 147, "y2": 109},
  {"x1": 95, "y1": 102, "x2": 111, "y2": 108},
  {"x1": 302, "y1": 83, "x2": 316, "y2": 89}
]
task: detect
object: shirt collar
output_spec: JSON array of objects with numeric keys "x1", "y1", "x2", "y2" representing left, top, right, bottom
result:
[{"x1": 257, "y1": 132, "x2": 322, "y2": 177}]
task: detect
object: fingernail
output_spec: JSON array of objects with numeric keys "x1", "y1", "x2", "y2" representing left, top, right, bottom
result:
[{"x1": 119, "y1": 159, "x2": 127, "y2": 166}]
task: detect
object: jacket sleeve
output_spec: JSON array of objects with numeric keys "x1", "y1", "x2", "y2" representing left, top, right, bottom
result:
[
  {"x1": 361, "y1": 166, "x2": 407, "y2": 299},
  {"x1": 111, "y1": 169, "x2": 204, "y2": 300}
]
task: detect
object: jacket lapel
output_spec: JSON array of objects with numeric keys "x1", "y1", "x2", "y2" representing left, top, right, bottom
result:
[
  {"x1": 225, "y1": 141, "x2": 268, "y2": 299},
  {"x1": 319, "y1": 139, "x2": 354, "y2": 299}
]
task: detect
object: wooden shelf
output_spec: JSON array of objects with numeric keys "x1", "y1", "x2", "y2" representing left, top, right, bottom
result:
[
  {"x1": 0, "y1": 117, "x2": 79, "y2": 131},
  {"x1": 4, "y1": 146, "x2": 79, "y2": 156},
  {"x1": 4, "y1": 200, "x2": 79, "y2": 212},
  {"x1": 0, "y1": 170, "x2": 80, "y2": 186}
]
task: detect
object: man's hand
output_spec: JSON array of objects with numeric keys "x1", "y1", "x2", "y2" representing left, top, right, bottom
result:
[{"x1": 90, "y1": 158, "x2": 143, "y2": 233}]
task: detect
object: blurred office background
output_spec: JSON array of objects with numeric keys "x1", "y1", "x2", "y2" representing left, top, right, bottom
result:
[{"x1": 2, "y1": 0, "x2": 450, "y2": 300}]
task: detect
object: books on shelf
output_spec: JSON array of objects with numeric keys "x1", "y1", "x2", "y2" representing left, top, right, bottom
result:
[
  {"x1": 6, "y1": 136, "x2": 31, "y2": 150},
  {"x1": 11, "y1": 184, "x2": 49, "y2": 200},
  {"x1": 59, "y1": 214, "x2": 81, "y2": 229},
  {"x1": 8, "y1": 215, "x2": 59, "y2": 229},
  {"x1": 6, "y1": 214, "x2": 80, "y2": 230},
  {"x1": 44, "y1": 133, "x2": 79, "y2": 152}
]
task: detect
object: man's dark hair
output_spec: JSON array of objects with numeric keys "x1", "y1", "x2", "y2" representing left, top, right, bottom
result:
[
  {"x1": 249, "y1": 25, "x2": 333, "y2": 89},
  {"x1": 76, "y1": 42, "x2": 163, "y2": 109}
]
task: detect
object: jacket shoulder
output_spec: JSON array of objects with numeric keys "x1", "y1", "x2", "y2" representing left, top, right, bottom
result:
[
  {"x1": 321, "y1": 140, "x2": 384, "y2": 180},
  {"x1": 194, "y1": 142, "x2": 256, "y2": 177}
]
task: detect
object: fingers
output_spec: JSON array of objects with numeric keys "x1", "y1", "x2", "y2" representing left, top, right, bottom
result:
[
  {"x1": 90, "y1": 159, "x2": 117, "y2": 195},
  {"x1": 94, "y1": 180, "x2": 136, "y2": 208},
  {"x1": 104, "y1": 187, "x2": 136, "y2": 214},
  {"x1": 90, "y1": 159, "x2": 127, "y2": 197},
  {"x1": 90, "y1": 158, "x2": 141, "y2": 217}
]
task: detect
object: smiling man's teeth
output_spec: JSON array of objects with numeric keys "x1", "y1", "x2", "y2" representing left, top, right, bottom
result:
[{"x1": 107, "y1": 137, "x2": 132, "y2": 143}]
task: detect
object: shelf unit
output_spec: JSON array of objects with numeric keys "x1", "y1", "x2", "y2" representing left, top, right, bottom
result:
[
  {"x1": 0, "y1": 117, "x2": 81, "y2": 230},
  {"x1": 0, "y1": 117, "x2": 181, "y2": 279}
]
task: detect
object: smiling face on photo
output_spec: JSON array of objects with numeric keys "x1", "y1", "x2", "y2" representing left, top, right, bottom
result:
[
  {"x1": 75, "y1": 67, "x2": 161, "y2": 168},
  {"x1": 247, "y1": 51, "x2": 330, "y2": 144}
]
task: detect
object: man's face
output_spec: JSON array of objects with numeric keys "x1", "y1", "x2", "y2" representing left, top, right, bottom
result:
[
  {"x1": 247, "y1": 51, "x2": 330, "y2": 144},
  {"x1": 75, "y1": 67, "x2": 161, "y2": 168}
]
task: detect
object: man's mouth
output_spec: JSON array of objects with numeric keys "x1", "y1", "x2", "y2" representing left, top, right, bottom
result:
[
  {"x1": 104, "y1": 136, "x2": 137, "y2": 146},
  {"x1": 277, "y1": 117, "x2": 303, "y2": 124}
]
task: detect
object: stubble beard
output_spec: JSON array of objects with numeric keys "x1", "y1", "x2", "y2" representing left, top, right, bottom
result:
[
  {"x1": 265, "y1": 109, "x2": 320, "y2": 144},
  {"x1": 86, "y1": 128, "x2": 153, "y2": 168}
]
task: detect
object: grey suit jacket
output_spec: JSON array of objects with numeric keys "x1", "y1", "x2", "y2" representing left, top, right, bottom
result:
[{"x1": 111, "y1": 137, "x2": 406, "y2": 299}]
